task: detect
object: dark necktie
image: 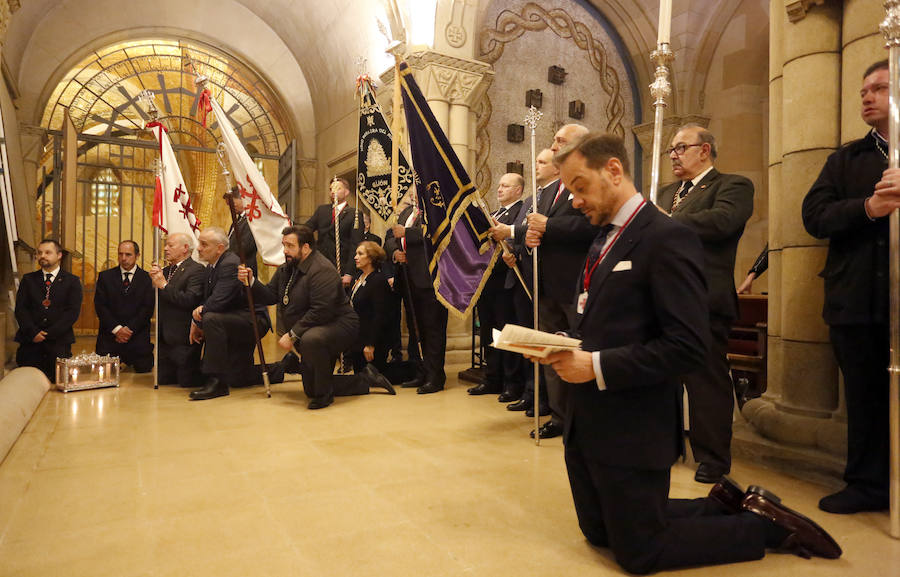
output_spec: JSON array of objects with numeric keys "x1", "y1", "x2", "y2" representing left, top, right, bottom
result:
[
  {"x1": 672, "y1": 180, "x2": 692, "y2": 211},
  {"x1": 585, "y1": 224, "x2": 615, "y2": 272},
  {"x1": 122, "y1": 272, "x2": 131, "y2": 289},
  {"x1": 45, "y1": 273, "x2": 52, "y2": 287}
]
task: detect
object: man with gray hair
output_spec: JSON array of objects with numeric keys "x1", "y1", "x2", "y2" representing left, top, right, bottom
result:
[
  {"x1": 150, "y1": 232, "x2": 206, "y2": 388},
  {"x1": 187, "y1": 227, "x2": 271, "y2": 400},
  {"x1": 521, "y1": 123, "x2": 603, "y2": 438},
  {"x1": 658, "y1": 123, "x2": 754, "y2": 484}
]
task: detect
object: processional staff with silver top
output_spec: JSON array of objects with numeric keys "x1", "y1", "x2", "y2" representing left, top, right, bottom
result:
[
  {"x1": 880, "y1": 0, "x2": 900, "y2": 540},
  {"x1": 524, "y1": 105, "x2": 543, "y2": 445},
  {"x1": 648, "y1": 0, "x2": 674, "y2": 207},
  {"x1": 138, "y1": 89, "x2": 162, "y2": 391}
]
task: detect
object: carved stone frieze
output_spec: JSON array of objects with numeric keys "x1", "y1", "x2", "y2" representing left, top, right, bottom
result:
[
  {"x1": 786, "y1": 0, "x2": 826, "y2": 23},
  {"x1": 380, "y1": 50, "x2": 494, "y2": 107}
]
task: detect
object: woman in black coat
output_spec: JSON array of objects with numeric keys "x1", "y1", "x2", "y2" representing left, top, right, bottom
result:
[{"x1": 343, "y1": 240, "x2": 395, "y2": 391}]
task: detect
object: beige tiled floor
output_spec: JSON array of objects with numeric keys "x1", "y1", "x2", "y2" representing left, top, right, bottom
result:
[{"x1": 2, "y1": 366, "x2": 900, "y2": 576}]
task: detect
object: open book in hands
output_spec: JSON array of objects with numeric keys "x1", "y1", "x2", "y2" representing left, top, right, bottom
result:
[{"x1": 491, "y1": 324, "x2": 582, "y2": 359}]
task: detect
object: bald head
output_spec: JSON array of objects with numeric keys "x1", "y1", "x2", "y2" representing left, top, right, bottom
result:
[
  {"x1": 535, "y1": 148, "x2": 559, "y2": 187},
  {"x1": 552, "y1": 124, "x2": 590, "y2": 153},
  {"x1": 497, "y1": 172, "x2": 524, "y2": 205}
]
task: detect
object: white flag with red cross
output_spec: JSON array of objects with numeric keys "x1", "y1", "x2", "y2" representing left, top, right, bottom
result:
[
  {"x1": 149, "y1": 122, "x2": 201, "y2": 244},
  {"x1": 202, "y1": 90, "x2": 290, "y2": 266}
]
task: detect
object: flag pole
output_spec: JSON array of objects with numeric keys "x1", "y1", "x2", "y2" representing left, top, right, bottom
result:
[
  {"x1": 385, "y1": 39, "x2": 425, "y2": 364},
  {"x1": 648, "y1": 1, "x2": 674, "y2": 206},
  {"x1": 880, "y1": 0, "x2": 900, "y2": 539},
  {"x1": 331, "y1": 176, "x2": 348, "y2": 374},
  {"x1": 524, "y1": 105, "x2": 543, "y2": 445},
  {"x1": 471, "y1": 194, "x2": 531, "y2": 300},
  {"x1": 139, "y1": 89, "x2": 162, "y2": 390},
  {"x1": 216, "y1": 144, "x2": 272, "y2": 398}
]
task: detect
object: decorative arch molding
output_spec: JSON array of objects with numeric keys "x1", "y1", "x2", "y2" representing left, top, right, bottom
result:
[
  {"x1": 475, "y1": 2, "x2": 633, "y2": 193},
  {"x1": 689, "y1": 0, "x2": 747, "y2": 114},
  {"x1": 7, "y1": 0, "x2": 315, "y2": 157}
]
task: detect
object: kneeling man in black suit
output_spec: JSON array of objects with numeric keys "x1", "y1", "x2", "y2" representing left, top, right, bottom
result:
[{"x1": 531, "y1": 133, "x2": 841, "y2": 573}]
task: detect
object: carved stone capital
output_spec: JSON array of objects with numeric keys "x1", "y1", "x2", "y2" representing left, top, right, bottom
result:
[
  {"x1": 631, "y1": 114, "x2": 710, "y2": 152},
  {"x1": 380, "y1": 50, "x2": 494, "y2": 107},
  {"x1": 785, "y1": 0, "x2": 826, "y2": 23}
]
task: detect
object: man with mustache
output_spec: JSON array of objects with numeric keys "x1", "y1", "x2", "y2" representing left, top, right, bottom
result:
[
  {"x1": 14, "y1": 238, "x2": 83, "y2": 382},
  {"x1": 657, "y1": 124, "x2": 754, "y2": 484},
  {"x1": 238, "y1": 225, "x2": 361, "y2": 409}
]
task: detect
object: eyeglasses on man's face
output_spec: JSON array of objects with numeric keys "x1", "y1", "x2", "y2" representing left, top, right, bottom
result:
[{"x1": 665, "y1": 143, "x2": 704, "y2": 156}]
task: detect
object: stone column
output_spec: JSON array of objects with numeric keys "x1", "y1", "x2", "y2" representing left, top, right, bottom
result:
[{"x1": 739, "y1": 1, "x2": 845, "y2": 471}]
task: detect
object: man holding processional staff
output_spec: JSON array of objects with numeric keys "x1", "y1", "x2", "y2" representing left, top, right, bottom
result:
[
  {"x1": 305, "y1": 177, "x2": 365, "y2": 289},
  {"x1": 803, "y1": 59, "x2": 899, "y2": 516}
]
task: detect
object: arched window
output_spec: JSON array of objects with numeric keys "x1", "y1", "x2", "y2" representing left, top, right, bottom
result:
[{"x1": 91, "y1": 168, "x2": 119, "y2": 216}]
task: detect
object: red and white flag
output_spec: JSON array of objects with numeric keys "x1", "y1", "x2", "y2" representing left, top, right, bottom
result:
[
  {"x1": 204, "y1": 91, "x2": 290, "y2": 266},
  {"x1": 149, "y1": 122, "x2": 201, "y2": 244}
]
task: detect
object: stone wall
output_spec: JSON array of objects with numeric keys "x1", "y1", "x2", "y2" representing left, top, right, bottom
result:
[{"x1": 476, "y1": 1, "x2": 638, "y2": 202}]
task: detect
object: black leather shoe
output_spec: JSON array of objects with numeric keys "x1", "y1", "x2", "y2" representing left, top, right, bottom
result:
[
  {"x1": 710, "y1": 476, "x2": 781, "y2": 514},
  {"x1": 695, "y1": 462, "x2": 730, "y2": 484},
  {"x1": 497, "y1": 391, "x2": 518, "y2": 403},
  {"x1": 530, "y1": 420, "x2": 563, "y2": 439},
  {"x1": 506, "y1": 400, "x2": 531, "y2": 411},
  {"x1": 467, "y1": 383, "x2": 501, "y2": 395},
  {"x1": 401, "y1": 378, "x2": 424, "y2": 389},
  {"x1": 363, "y1": 364, "x2": 396, "y2": 395},
  {"x1": 308, "y1": 396, "x2": 333, "y2": 410},
  {"x1": 189, "y1": 377, "x2": 229, "y2": 401},
  {"x1": 525, "y1": 403, "x2": 551, "y2": 418},
  {"x1": 818, "y1": 486, "x2": 889, "y2": 514},
  {"x1": 417, "y1": 381, "x2": 444, "y2": 394},
  {"x1": 742, "y1": 493, "x2": 842, "y2": 559}
]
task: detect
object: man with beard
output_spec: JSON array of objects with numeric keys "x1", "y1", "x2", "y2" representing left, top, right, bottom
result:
[
  {"x1": 14, "y1": 239, "x2": 82, "y2": 382},
  {"x1": 94, "y1": 240, "x2": 154, "y2": 373},
  {"x1": 534, "y1": 131, "x2": 840, "y2": 573},
  {"x1": 149, "y1": 233, "x2": 206, "y2": 388},
  {"x1": 238, "y1": 225, "x2": 366, "y2": 409}
]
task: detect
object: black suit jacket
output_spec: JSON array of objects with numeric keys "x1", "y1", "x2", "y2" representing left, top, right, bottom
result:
[
  {"x1": 14, "y1": 268, "x2": 83, "y2": 346},
  {"x1": 251, "y1": 250, "x2": 357, "y2": 339},
  {"x1": 567, "y1": 204, "x2": 709, "y2": 470},
  {"x1": 658, "y1": 168, "x2": 754, "y2": 319},
  {"x1": 481, "y1": 199, "x2": 522, "y2": 295},
  {"x1": 94, "y1": 267, "x2": 154, "y2": 353},
  {"x1": 802, "y1": 132, "x2": 889, "y2": 326},
  {"x1": 228, "y1": 214, "x2": 258, "y2": 275},
  {"x1": 383, "y1": 205, "x2": 434, "y2": 291},
  {"x1": 158, "y1": 257, "x2": 206, "y2": 345},
  {"x1": 201, "y1": 251, "x2": 270, "y2": 330},
  {"x1": 349, "y1": 270, "x2": 392, "y2": 349},
  {"x1": 305, "y1": 203, "x2": 365, "y2": 275},
  {"x1": 531, "y1": 179, "x2": 601, "y2": 304}
]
